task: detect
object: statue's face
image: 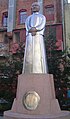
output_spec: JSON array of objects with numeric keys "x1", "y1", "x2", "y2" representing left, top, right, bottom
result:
[{"x1": 31, "y1": 3, "x2": 40, "y2": 13}]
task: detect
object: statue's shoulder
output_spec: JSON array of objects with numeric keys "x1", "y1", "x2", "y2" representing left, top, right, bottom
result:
[
  {"x1": 27, "y1": 15, "x2": 32, "y2": 19},
  {"x1": 39, "y1": 13, "x2": 46, "y2": 19},
  {"x1": 25, "y1": 15, "x2": 32, "y2": 23},
  {"x1": 38, "y1": 13, "x2": 45, "y2": 16}
]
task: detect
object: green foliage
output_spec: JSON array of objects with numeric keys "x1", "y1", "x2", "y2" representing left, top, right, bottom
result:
[
  {"x1": 0, "y1": 52, "x2": 23, "y2": 111},
  {"x1": 44, "y1": 25, "x2": 70, "y2": 110}
]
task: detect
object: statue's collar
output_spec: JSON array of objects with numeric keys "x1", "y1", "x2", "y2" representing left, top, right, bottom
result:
[{"x1": 33, "y1": 12, "x2": 39, "y2": 14}]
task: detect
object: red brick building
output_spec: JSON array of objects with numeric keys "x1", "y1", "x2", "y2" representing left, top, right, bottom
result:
[{"x1": 0, "y1": 0, "x2": 68, "y2": 55}]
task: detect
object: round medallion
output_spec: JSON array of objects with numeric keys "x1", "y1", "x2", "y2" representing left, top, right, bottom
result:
[{"x1": 22, "y1": 91, "x2": 40, "y2": 110}]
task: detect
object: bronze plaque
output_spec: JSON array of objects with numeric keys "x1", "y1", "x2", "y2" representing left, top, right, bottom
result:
[{"x1": 22, "y1": 91, "x2": 40, "y2": 110}]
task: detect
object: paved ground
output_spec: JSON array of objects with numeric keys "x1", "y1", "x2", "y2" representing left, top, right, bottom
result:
[
  {"x1": 0, "y1": 116, "x2": 3, "y2": 119},
  {"x1": 0, "y1": 115, "x2": 70, "y2": 119}
]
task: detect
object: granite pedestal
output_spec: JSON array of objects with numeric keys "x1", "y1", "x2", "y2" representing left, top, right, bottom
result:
[{"x1": 4, "y1": 74, "x2": 70, "y2": 119}]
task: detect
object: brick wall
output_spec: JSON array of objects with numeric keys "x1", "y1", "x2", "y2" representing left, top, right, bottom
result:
[
  {"x1": 56, "y1": 0, "x2": 62, "y2": 23},
  {"x1": 0, "y1": 0, "x2": 8, "y2": 27},
  {"x1": 15, "y1": 0, "x2": 37, "y2": 29},
  {"x1": 0, "y1": 0, "x2": 8, "y2": 44},
  {"x1": 0, "y1": 0, "x2": 62, "y2": 30},
  {"x1": 0, "y1": 0, "x2": 63, "y2": 52}
]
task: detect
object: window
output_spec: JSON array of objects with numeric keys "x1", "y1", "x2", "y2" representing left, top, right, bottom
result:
[
  {"x1": 45, "y1": 24, "x2": 63, "y2": 50},
  {"x1": 45, "y1": 5, "x2": 54, "y2": 22},
  {"x1": 19, "y1": 9, "x2": 27, "y2": 24},
  {"x1": 15, "y1": 32, "x2": 20, "y2": 43},
  {"x1": 2, "y1": 12, "x2": 8, "y2": 27},
  {"x1": 56, "y1": 25, "x2": 63, "y2": 50},
  {"x1": 13, "y1": 29, "x2": 26, "y2": 43},
  {"x1": 20, "y1": 29, "x2": 26, "y2": 42},
  {"x1": 4, "y1": 34, "x2": 9, "y2": 44}
]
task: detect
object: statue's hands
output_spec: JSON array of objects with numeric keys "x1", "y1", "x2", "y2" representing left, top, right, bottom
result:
[{"x1": 29, "y1": 27, "x2": 37, "y2": 36}]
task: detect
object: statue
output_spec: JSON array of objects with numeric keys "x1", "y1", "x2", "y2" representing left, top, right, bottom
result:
[
  {"x1": 22, "y1": 2, "x2": 48, "y2": 73},
  {"x1": 4, "y1": 3, "x2": 70, "y2": 119}
]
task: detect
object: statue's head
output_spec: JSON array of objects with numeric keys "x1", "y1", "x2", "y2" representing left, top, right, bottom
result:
[{"x1": 31, "y1": 2, "x2": 40, "y2": 13}]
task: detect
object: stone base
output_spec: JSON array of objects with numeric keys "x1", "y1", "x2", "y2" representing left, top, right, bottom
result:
[
  {"x1": 4, "y1": 111, "x2": 70, "y2": 119},
  {"x1": 4, "y1": 74, "x2": 70, "y2": 119}
]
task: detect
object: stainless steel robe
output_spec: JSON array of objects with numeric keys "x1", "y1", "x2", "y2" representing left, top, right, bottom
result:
[{"x1": 22, "y1": 12, "x2": 48, "y2": 73}]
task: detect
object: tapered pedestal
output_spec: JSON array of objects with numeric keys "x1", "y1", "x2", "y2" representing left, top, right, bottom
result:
[{"x1": 4, "y1": 74, "x2": 70, "y2": 119}]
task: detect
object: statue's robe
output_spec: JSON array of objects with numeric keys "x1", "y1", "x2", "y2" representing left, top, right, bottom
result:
[{"x1": 23, "y1": 12, "x2": 48, "y2": 73}]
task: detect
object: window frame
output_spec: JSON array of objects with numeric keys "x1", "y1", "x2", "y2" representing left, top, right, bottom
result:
[
  {"x1": 45, "y1": 5, "x2": 54, "y2": 22},
  {"x1": 2, "y1": 12, "x2": 8, "y2": 27},
  {"x1": 19, "y1": 9, "x2": 27, "y2": 24}
]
